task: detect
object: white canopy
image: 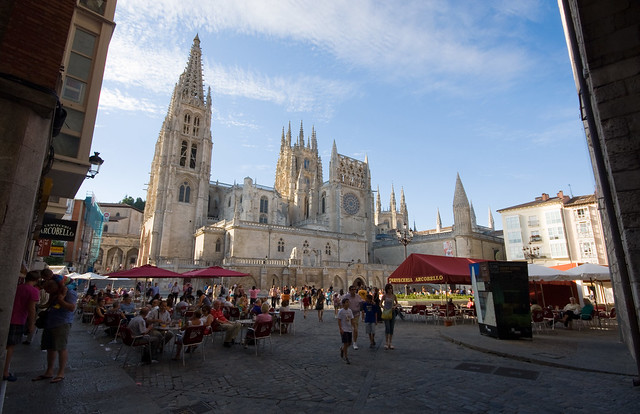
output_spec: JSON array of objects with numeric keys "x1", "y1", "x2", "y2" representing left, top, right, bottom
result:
[
  {"x1": 527, "y1": 263, "x2": 568, "y2": 281},
  {"x1": 562, "y1": 263, "x2": 611, "y2": 281},
  {"x1": 72, "y1": 272, "x2": 110, "y2": 280}
]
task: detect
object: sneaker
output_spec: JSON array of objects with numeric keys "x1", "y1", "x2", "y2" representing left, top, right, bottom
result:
[{"x1": 353, "y1": 342, "x2": 358, "y2": 350}]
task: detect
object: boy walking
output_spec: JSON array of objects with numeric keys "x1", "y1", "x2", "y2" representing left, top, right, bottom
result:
[
  {"x1": 337, "y1": 298, "x2": 354, "y2": 364},
  {"x1": 361, "y1": 294, "x2": 379, "y2": 348}
]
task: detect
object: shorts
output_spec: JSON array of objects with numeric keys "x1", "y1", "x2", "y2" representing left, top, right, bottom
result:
[
  {"x1": 7, "y1": 324, "x2": 24, "y2": 346},
  {"x1": 365, "y1": 322, "x2": 376, "y2": 335},
  {"x1": 41, "y1": 324, "x2": 71, "y2": 351},
  {"x1": 341, "y1": 331, "x2": 353, "y2": 344}
]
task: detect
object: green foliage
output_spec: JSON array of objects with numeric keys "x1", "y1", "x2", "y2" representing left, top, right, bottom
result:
[{"x1": 121, "y1": 195, "x2": 146, "y2": 211}]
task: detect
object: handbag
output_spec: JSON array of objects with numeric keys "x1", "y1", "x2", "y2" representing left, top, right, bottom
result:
[
  {"x1": 381, "y1": 308, "x2": 393, "y2": 320},
  {"x1": 35, "y1": 309, "x2": 49, "y2": 329}
]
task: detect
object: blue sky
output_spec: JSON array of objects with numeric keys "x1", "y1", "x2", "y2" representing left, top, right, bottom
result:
[{"x1": 77, "y1": 0, "x2": 595, "y2": 231}]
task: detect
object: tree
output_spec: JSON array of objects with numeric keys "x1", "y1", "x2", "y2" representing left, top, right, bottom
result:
[{"x1": 121, "y1": 195, "x2": 145, "y2": 211}]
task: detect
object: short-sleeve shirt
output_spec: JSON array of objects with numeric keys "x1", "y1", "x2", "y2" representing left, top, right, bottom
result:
[
  {"x1": 47, "y1": 289, "x2": 78, "y2": 329},
  {"x1": 337, "y1": 308, "x2": 354, "y2": 332},
  {"x1": 11, "y1": 283, "x2": 40, "y2": 325},
  {"x1": 341, "y1": 293, "x2": 363, "y2": 315},
  {"x1": 361, "y1": 302, "x2": 379, "y2": 323},
  {"x1": 128, "y1": 315, "x2": 147, "y2": 336}
]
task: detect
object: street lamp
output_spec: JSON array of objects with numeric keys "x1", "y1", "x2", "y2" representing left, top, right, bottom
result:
[
  {"x1": 396, "y1": 222, "x2": 414, "y2": 259},
  {"x1": 86, "y1": 152, "x2": 104, "y2": 179},
  {"x1": 522, "y1": 245, "x2": 540, "y2": 263}
]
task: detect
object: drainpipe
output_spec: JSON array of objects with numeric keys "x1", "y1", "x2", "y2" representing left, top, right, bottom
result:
[{"x1": 560, "y1": 0, "x2": 640, "y2": 386}]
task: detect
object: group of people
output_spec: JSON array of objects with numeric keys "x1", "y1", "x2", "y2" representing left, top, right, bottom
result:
[
  {"x1": 531, "y1": 296, "x2": 596, "y2": 328},
  {"x1": 6, "y1": 267, "x2": 77, "y2": 384}
]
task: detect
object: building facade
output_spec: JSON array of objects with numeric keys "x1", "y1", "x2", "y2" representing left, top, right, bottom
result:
[
  {"x1": 498, "y1": 191, "x2": 607, "y2": 266},
  {"x1": 94, "y1": 203, "x2": 143, "y2": 273},
  {"x1": 138, "y1": 37, "x2": 503, "y2": 290}
]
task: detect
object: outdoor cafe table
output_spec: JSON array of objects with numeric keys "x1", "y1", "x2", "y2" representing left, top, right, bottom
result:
[
  {"x1": 236, "y1": 319, "x2": 254, "y2": 344},
  {"x1": 156, "y1": 323, "x2": 183, "y2": 356}
]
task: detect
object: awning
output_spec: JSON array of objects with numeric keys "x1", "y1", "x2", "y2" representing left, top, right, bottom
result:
[
  {"x1": 181, "y1": 266, "x2": 250, "y2": 278},
  {"x1": 387, "y1": 253, "x2": 485, "y2": 285}
]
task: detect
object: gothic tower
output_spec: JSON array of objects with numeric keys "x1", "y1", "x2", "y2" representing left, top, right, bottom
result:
[
  {"x1": 274, "y1": 121, "x2": 322, "y2": 224},
  {"x1": 139, "y1": 35, "x2": 213, "y2": 264},
  {"x1": 453, "y1": 173, "x2": 473, "y2": 257}
]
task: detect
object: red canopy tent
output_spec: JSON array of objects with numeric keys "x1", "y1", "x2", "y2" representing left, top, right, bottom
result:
[
  {"x1": 387, "y1": 253, "x2": 485, "y2": 285},
  {"x1": 181, "y1": 266, "x2": 250, "y2": 278},
  {"x1": 106, "y1": 264, "x2": 183, "y2": 279}
]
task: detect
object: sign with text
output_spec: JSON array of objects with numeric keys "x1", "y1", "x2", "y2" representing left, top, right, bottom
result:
[{"x1": 40, "y1": 218, "x2": 77, "y2": 241}]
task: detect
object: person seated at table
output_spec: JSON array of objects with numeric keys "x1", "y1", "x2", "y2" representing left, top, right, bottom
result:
[
  {"x1": 560, "y1": 297, "x2": 582, "y2": 327},
  {"x1": 120, "y1": 295, "x2": 136, "y2": 314},
  {"x1": 579, "y1": 298, "x2": 595, "y2": 320},
  {"x1": 128, "y1": 307, "x2": 162, "y2": 362},
  {"x1": 200, "y1": 304, "x2": 214, "y2": 332},
  {"x1": 222, "y1": 295, "x2": 234, "y2": 308},
  {"x1": 249, "y1": 299, "x2": 263, "y2": 317},
  {"x1": 195, "y1": 290, "x2": 211, "y2": 309},
  {"x1": 244, "y1": 303, "x2": 273, "y2": 346},
  {"x1": 530, "y1": 299, "x2": 542, "y2": 312},
  {"x1": 148, "y1": 294, "x2": 161, "y2": 306},
  {"x1": 174, "y1": 296, "x2": 189, "y2": 319},
  {"x1": 104, "y1": 301, "x2": 126, "y2": 336},
  {"x1": 279, "y1": 300, "x2": 291, "y2": 313},
  {"x1": 236, "y1": 294, "x2": 249, "y2": 317},
  {"x1": 93, "y1": 298, "x2": 107, "y2": 325},
  {"x1": 211, "y1": 300, "x2": 241, "y2": 348},
  {"x1": 445, "y1": 298, "x2": 457, "y2": 312},
  {"x1": 466, "y1": 297, "x2": 475, "y2": 309},
  {"x1": 147, "y1": 300, "x2": 174, "y2": 345},
  {"x1": 172, "y1": 309, "x2": 203, "y2": 360}
]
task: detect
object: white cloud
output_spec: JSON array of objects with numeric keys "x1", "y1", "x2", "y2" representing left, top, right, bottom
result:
[{"x1": 98, "y1": 88, "x2": 165, "y2": 114}]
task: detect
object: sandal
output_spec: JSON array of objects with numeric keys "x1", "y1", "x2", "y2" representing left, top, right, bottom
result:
[
  {"x1": 384, "y1": 345, "x2": 389, "y2": 350},
  {"x1": 50, "y1": 376, "x2": 65, "y2": 383},
  {"x1": 32, "y1": 375, "x2": 53, "y2": 381},
  {"x1": 389, "y1": 345, "x2": 395, "y2": 350}
]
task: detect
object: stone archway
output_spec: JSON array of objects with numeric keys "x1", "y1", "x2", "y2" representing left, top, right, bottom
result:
[
  {"x1": 353, "y1": 276, "x2": 366, "y2": 289},
  {"x1": 332, "y1": 275, "x2": 345, "y2": 294}
]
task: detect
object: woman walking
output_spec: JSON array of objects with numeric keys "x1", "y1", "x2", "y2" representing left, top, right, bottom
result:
[
  {"x1": 381, "y1": 283, "x2": 398, "y2": 350},
  {"x1": 316, "y1": 289, "x2": 325, "y2": 322}
]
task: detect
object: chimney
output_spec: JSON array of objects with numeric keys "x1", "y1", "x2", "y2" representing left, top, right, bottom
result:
[
  {"x1": 557, "y1": 190, "x2": 570, "y2": 203},
  {"x1": 541, "y1": 193, "x2": 549, "y2": 201}
]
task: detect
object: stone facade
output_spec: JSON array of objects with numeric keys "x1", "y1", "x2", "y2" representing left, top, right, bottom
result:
[
  {"x1": 139, "y1": 37, "x2": 503, "y2": 291},
  {"x1": 94, "y1": 203, "x2": 143, "y2": 272}
]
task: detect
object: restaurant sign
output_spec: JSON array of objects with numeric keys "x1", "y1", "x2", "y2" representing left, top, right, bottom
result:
[
  {"x1": 40, "y1": 218, "x2": 77, "y2": 241},
  {"x1": 387, "y1": 274, "x2": 446, "y2": 284}
]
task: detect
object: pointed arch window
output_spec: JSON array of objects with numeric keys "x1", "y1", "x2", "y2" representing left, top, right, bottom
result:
[
  {"x1": 305, "y1": 196, "x2": 309, "y2": 219},
  {"x1": 193, "y1": 116, "x2": 200, "y2": 136},
  {"x1": 259, "y1": 214, "x2": 268, "y2": 224},
  {"x1": 183, "y1": 113, "x2": 191, "y2": 134},
  {"x1": 321, "y1": 192, "x2": 326, "y2": 214},
  {"x1": 180, "y1": 141, "x2": 187, "y2": 167},
  {"x1": 260, "y1": 196, "x2": 268, "y2": 214},
  {"x1": 303, "y1": 240, "x2": 309, "y2": 254},
  {"x1": 190, "y1": 144, "x2": 197, "y2": 168},
  {"x1": 277, "y1": 238, "x2": 285, "y2": 253},
  {"x1": 215, "y1": 238, "x2": 221, "y2": 252},
  {"x1": 179, "y1": 182, "x2": 191, "y2": 203},
  {"x1": 325, "y1": 243, "x2": 331, "y2": 256}
]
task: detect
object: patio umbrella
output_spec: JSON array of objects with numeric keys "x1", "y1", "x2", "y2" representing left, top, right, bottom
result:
[
  {"x1": 562, "y1": 263, "x2": 611, "y2": 281},
  {"x1": 72, "y1": 272, "x2": 110, "y2": 280},
  {"x1": 527, "y1": 264, "x2": 569, "y2": 308},
  {"x1": 181, "y1": 266, "x2": 250, "y2": 278},
  {"x1": 106, "y1": 264, "x2": 182, "y2": 279}
]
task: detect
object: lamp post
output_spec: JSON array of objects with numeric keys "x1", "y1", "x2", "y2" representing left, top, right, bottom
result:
[
  {"x1": 86, "y1": 152, "x2": 104, "y2": 179},
  {"x1": 396, "y1": 222, "x2": 414, "y2": 260},
  {"x1": 522, "y1": 245, "x2": 540, "y2": 263}
]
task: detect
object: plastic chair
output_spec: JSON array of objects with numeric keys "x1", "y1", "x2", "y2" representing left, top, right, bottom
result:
[
  {"x1": 542, "y1": 308, "x2": 556, "y2": 330},
  {"x1": 246, "y1": 321, "x2": 272, "y2": 356},
  {"x1": 179, "y1": 325, "x2": 206, "y2": 366},
  {"x1": 531, "y1": 310, "x2": 547, "y2": 334},
  {"x1": 279, "y1": 311, "x2": 295, "y2": 335},
  {"x1": 116, "y1": 327, "x2": 151, "y2": 367}
]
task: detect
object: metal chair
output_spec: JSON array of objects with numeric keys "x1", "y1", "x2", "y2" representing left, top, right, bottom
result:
[
  {"x1": 116, "y1": 326, "x2": 151, "y2": 367},
  {"x1": 531, "y1": 309, "x2": 547, "y2": 334},
  {"x1": 104, "y1": 313, "x2": 126, "y2": 343},
  {"x1": 179, "y1": 325, "x2": 206, "y2": 366},
  {"x1": 279, "y1": 311, "x2": 295, "y2": 335},
  {"x1": 246, "y1": 321, "x2": 272, "y2": 356}
]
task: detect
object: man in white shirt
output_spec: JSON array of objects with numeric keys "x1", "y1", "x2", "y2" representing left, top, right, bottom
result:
[{"x1": 128, "y1": 307, "x2": 162, "y2": 361}]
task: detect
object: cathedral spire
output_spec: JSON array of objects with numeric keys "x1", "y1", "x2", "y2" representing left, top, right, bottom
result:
[
  {"x1": 286, "y1": 122, "x2": 292, "y2": 146},
  {"x1": 488, "y1": 207, "x2": 495, "y2": 230},
  {"x1": 400, "y1": 186, "x2": 408, "y2": 225},
  {"x1": 299, "y1": 121, "x2": 304, "y2": 147},
  {"x1": 390, "y1": 184, "x2": 397, "y2": 211},
  {"x1": 178, "y1": 35, "x2": 205, "y2": 106},
  {"x1": 453, "y1": 173, "x2": 472, "y2": 235},
  {"x1": 376, "y1": 185, "x2": 381, "y2": 213},
  {"x1": 281, "y1": 127, "x2": 285, "y2": 148},
  {"x1": 311, "y1": 126, "x2": 317, "y2": 152},
  {"x1": 436, "y1": 208, "x2": 442, "y2": 232},
  {"x1": 470, "y1": 200, "x2": 477, "y2": 230}
]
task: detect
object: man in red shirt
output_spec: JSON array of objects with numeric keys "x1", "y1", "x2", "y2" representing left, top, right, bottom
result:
[
  {"x1": 4, "y1": 270, "x2": 40, "y2": 381},
  {"x1": 211, "y1": 300, "x2": 241, "y2": 347}
]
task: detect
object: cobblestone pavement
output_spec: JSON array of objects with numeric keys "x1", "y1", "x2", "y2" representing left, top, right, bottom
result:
[{"x1": 4, "y1": 309, "x2": 640, "y2": 413}]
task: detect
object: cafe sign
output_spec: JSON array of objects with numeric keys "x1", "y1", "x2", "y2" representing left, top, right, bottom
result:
[{"x1": 40, "y1": 218, "x2": 77, "y2": 241}]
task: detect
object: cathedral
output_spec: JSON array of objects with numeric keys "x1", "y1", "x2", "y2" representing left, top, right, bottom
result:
[{"x1": 138, "y1": 36, "x2": 504, "y2": 290}]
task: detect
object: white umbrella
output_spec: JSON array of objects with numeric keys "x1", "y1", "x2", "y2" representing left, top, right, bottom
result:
[
  {"x1": 527, "y1": 263, "x2": 568, "y2": 281},
  {"x1": 562, "y1": 263, "x2": 611, "y2": 281},
  {"x1": 74, "y1": 272, "x2": 110, "y2": 280}
]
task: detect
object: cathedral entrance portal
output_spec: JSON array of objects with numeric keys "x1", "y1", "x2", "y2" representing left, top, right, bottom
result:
[{"x1": 353, "y1": 277, "x2": 366, "y2": 290}]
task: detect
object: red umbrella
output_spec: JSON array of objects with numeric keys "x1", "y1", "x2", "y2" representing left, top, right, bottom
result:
[
  {"x1": 181, "y1": 266, "x2": 250, "y2": 278},
  {"x1": 106, "y1": 264, "x2": 183, "y2": 279}
]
